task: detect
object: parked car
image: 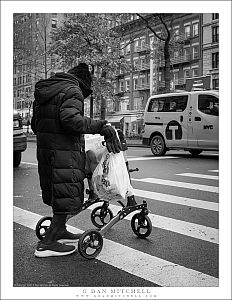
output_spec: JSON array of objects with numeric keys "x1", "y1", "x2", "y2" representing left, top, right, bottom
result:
[
  {"x1": 13, "y1": 110, "x2": 27, "y2": 167},
  {"x1": 142, "y1": 90, "x2": 219, "y2": 156}
]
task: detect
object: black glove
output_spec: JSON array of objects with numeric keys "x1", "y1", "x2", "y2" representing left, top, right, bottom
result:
[{"x1": 100, "y1": 124, "x2": 122, "y2": 154}]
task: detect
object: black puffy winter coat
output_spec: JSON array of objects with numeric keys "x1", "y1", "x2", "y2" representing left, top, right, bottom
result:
[{"x1": 31, "y1": 73, "x2": 106, "y2": 215}]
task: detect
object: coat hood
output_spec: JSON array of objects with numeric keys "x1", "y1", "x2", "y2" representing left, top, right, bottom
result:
[{"x1": 34, "y1": 73, "x2": 80, "y2": 104}]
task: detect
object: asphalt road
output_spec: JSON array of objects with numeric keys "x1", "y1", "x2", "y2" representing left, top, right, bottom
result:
[{"x1": 12, "y1": 142, "x2": 219, "y2": 297}]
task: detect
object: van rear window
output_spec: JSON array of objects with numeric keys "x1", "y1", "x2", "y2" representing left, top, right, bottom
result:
[
  {"x1": 198, "y1": 94, "x2": 219, "y2": 116},
  {"x1": 148, "y1": 95, "x2": 188, "y2": 112}
]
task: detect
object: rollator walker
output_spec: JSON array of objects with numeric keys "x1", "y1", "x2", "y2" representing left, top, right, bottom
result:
[{"x1": 35, "y1": 130, "x2": 152, "y2": 259}]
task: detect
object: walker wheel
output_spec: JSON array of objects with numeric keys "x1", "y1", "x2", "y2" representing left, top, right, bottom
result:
[
  {"x1": 35, "y1": 216, "x2": 52, "y2": 240},
  {"x1": 78, "y1": 229, "x2": 103, "y2": 259},
  {"x1": 131, "y1": 213, "x2": 152, "y2": 238},
  {"x1": 91, "y1": 206, "x2": 114, "y2": 228}
]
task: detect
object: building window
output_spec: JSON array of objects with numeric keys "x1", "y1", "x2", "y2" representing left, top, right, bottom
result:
[
  {"x1": 125, "y1": 80, "x2": 130, "y2": 91},
  {"x1": 149, "y1": 35, "x2": 154, "y2": 48},
  {"x1": 133, "y1": 59, "x2": 139, "y2": 70},
  {"x1": 120, "y1": 42, "x2": 124, "y2": 56},
  {"x1": 212, "y1": 13, "x2": 219, "y2": 20},
  {"x1": 134, "y1": 40, "x2": 139, "y2": 52},
  {"x1": 212, "y1": 26, "x2": 219, "y2": 43},
  {"x1": 212, "y1": 52, "x2": 219, "y2": 69},
  {"x1": 212, "y1": 78, "x2": 219, "y2": 90},
  {"x1": 52, "y1": 13, "x2": 57, "y2": 17},
  {"x1": 119, "y1": 81, "x2": 124, "y2": 92},
  {"x1": 184, "y1": 25, "x2": 191, "y2": 38},
  {"x1": 51, "y1": 19, "x2": 57, "y2": 28},
  {"x1": 192, "y1": 23, "x2": 199, "y2": 36},
  {"x1": 14, "y1": 78, "x2": 17, "y2": 86},
  {"x1": 17, "y1": 101, "x2": 21, "y2": 109},
  {"x1": 173, "y1": 50, "x2": 179, "y2": 58},
  {"x1": 140, "y1": 37, "x2": 146, "y2": 49},
  {"x1": 192, "y1": 68, "x2": 199, "y2": 77},
  {"x1": 184, "y1": 47, "x2": 190, "y2": 60},
  {"x1": 173, "y1": 71, "x2": 179, "y2": 84},
  {"x1": 125, "y1": 42, "x2": 130, "y2": 54},
  {"x1": 134, "y1": 78, "x2": 138, "y2": 90},
  {"x1": 140, "y1": 76, "x2": 145, "y2": 88},
  {"x1": 184, "y1": 69, "x2": 190, "y2": 79},
  {"x1": 192, "y1": 45, "x2": 199, "y2": 59},
  {"x1": 174, "y1": 27, "x2": 179, "y2": 37}
]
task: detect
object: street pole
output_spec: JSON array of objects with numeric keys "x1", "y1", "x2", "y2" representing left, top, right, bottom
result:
[{"x1": 150, "y1": 54, "x2": 154, "y2": 97}]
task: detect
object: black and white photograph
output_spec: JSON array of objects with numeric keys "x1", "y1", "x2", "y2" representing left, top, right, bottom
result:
[{"x1": 1, "y1": 1, "x2": 231, "y2": 299}]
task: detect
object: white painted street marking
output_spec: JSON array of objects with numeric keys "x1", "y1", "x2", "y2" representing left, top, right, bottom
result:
[
  {"x1": 177, "y1": 173, "x2": 219, "y2": 180},
  {"x1": 133, "y1": 188, "x2": 218, "y2": 212},
  {"x1": 22, "y1": 161, "x2": 38, "y2": 166},
  {"x1": 132, "y1": 178, "x2": 219, "y2": 193},
  {"x1": 88, "y1": 202, "x2": 218, "y2": 244},
  {"x1": 13, "y1": 206, "x2": 218, "y2": 287},
  {"x1": 209, "y1": 170, "x2": 219, "y2": 173},
  {"x1": 128, "y1": 156, "x2": 179, "y2": 161}
]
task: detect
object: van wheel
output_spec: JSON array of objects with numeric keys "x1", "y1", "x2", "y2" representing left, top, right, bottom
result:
[
  {"x1": 14, "y1": 151, "x2": 21, "y2": 167},
  {"x1": 189, "y1": 149, "x2": 202, "y2": 156},
  {"x1": 150, "y1": 135, "x2": 166, "y2": 156}
]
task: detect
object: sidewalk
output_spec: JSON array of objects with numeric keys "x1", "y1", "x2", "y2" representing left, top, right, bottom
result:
[{"x1": 26, "y1": 134, "x2": 147, "y2": 148}]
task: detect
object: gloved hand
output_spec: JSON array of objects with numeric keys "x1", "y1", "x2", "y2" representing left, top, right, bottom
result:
[{"x1": 100, "y1": 124, "x2": 122, "y2": 154}]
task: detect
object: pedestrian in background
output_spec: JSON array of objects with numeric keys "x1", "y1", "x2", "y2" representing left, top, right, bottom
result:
[{"x1": 31, "y1": 63, "x2": 121, "y2": 258}]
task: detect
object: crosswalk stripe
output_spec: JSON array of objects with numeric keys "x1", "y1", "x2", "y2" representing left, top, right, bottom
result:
[
  {"x1": 127, "y1": 156, "x2": 179, "y2": 161},
  {"x1": 176, "y1": 173, "x2": 219, "y2": 180},
  {"x1": 209, "y1": 170, "x2": 219, "y2": 173},
  {"x1": 132, "y1": 178, "x2": 219, "y2": 193},
  {"x1": 133, "y1": 188, "x2": 218, "y2": 211},
  {"x1": 22, "y1": 161, "x2": 38, "y2": 166},
  {"x1": 13, "y1": 206, "x2": 218, "y2": 287},
  {"x1": 88, "y1": 202, "x2": 218, "y2": 244}
]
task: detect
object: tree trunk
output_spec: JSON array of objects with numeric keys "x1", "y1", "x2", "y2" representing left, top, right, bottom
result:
[
  {"x1": 164, "y1": 40, "x2": 171, "y2": 93},
  {"x1": 100, "y1": 95, "x2": 106, "y2": 120}
]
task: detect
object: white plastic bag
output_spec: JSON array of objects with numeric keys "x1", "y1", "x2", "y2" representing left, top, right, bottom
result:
[{"x1": 92, "y1": 149, "x2": 134, "y2": 201}]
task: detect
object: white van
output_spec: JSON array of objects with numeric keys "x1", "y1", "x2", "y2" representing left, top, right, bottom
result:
[{"x1": 142, "y1": 91, "x2": 219, "y2": 156}]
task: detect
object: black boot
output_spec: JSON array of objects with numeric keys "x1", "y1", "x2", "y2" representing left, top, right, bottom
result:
[
  {"x1": 126, "y1": 195, "x2": 137, "y2": 207},
  {"x1": 35, "y1": 214, "x2": 77, "y2": 258}
]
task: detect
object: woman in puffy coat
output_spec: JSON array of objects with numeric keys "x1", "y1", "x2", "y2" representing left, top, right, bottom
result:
[{"x1": 31, "y1": 63, "x2": 121, "y2": 258}]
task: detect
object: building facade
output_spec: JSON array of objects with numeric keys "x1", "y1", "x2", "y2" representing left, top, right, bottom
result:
[
  {"x1": 202, "y1": 13, "x2": 219, "y2": 90},
  {"x1": 110, "y1": 13, "x2": 207, "y2": 135},
  {"x1": 13, "y1": 13, "x2": 65, "y2": 120},
  {"x1": 13, "y1": 13, "x2": 219, "y2": 134}
]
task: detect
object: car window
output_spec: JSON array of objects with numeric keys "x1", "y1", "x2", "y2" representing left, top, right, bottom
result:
[
  {"x1": 198, "y1": 94, "x2": 219, "y2": 116},
  {"x1": 147, "y1": 95, "x2": 188, "y2": 112}
]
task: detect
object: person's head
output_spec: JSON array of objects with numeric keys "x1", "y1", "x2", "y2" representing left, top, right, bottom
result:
[{"x1": 68, "y1": 63, "x2": 92, "y2": 98}]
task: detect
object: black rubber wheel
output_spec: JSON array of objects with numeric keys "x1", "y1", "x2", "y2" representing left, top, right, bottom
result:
[
  {"x1": 91, "y1": 206, "x2": 114, "y2": 228},
  {"x1": 189, "y1": 149, "x2": 202, "y2": 156},
  {"x1": 78, "y1": 229, "x2": 103, "y2": 259},
  {"x1": 14, "y1": 151, "x2": 21, "y2": 167},
  {"x1": 131, "y1": 213, "x2": 152, "y2": 238},
  {"x1": 150, "y1": 135, "x2": 166, "y2": 156},
  {"x1": 35, "y1": 216, "x2": 52, "y2": 240}
]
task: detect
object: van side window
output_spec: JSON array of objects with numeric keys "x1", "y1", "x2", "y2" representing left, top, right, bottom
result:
[
  {"x1": 148, "y1": 95, "x2": 188, "y2": 112},
  {"x1": 198, "y1": 95, "x2": 219, "y2": 116},
  {"x1": 148, "y1": 98, "x2": 165, "y2": 112}
]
